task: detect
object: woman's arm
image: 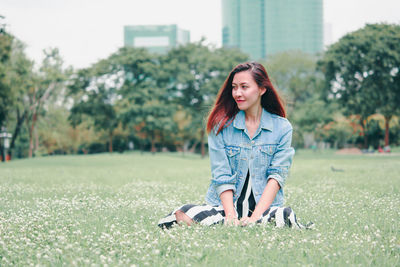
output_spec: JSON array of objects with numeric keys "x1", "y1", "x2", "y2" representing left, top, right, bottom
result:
[
  {"x1": 220, "y1": 190, "x2": 239, "y2": 225},
  {"x1": 240, "y1": 178, "x2": 280, "y2": 225},
  {"x1": 266, "y1": 127, "x2": 295, "y2": 189},
  {"x1": 208, "y1": 130, "x2": 238, "y2": 198},
  {"x1": 208, "y1": 129, "x2": 239, "y2": 225},
  {"x1": 250, "y1": 178, "x2": 280, "y2": 222},
  {"x1": 241, "y1": 125, "x2": 294, "y2": 225}
]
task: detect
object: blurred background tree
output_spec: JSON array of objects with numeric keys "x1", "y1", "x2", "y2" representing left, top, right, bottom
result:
[
  {"x1": 25, "y1": 48, "x2": 67, "y2": 157},
  {"x1": 68, "y1": 58, "x2": 121, "y2": 153},
  {"x1": 319, "y1": 23, "x2": 400, "y2": 148},
  {"x1": 0, "y1": 23, "x2": 13, "y2": 128},
  {"x1": 5, "y1": 39, "x2": 34, "y2": 158},
  {"x1": 1, "y1": 22, "x2": 399, "y2": 158},
  {"x1": 114, "y1": 47, "x2": 176, "y2": 153},
  {"x1": 163, "y1": 41, "x2": 248, "y2": 157},
  {"x1": 263, "y1": 51, "x2": 334, "y2": 148}
]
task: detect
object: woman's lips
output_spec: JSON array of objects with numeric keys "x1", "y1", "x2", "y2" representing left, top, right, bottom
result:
[{"x1": 236, "y1": 99, "x2": 245, "y2": 103}]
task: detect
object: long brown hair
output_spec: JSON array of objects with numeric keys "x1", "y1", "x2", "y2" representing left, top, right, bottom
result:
[{"x1": 206, "y1": 62, "x2": 286, "y2": 134}]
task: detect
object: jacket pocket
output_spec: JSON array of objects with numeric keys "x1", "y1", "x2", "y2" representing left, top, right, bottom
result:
[
  {"x1": 259, "y1": 144, "x2": 277, "y2": 166},
  {"x1": 225, "y1": 145, "x2": 240, "y2": 171},
  {"x1": 260, "y1": 144, "x2": 276, "y2": 155}
]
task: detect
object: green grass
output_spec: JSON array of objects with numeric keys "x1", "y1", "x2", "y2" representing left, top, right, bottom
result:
[
  {"x1": 0, "y1": 151, "x2": 399, "y2": 266},
  {"x1": 391, "y1": 146, "x2": 400, "y2": 153}
]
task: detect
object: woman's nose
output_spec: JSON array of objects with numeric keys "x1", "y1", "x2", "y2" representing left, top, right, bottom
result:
[{"x1": 234, "y1": 88, "x2": 242, "y2": 96}]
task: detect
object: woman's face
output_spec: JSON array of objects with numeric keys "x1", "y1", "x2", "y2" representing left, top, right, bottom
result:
[{"x1": 232, "y1": 71, "x2": 266, "y2": 112}]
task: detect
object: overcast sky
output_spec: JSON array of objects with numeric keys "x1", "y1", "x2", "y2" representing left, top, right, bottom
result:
[{"x1": 2, "y1": 0, "x2": 400, "y2": 69}]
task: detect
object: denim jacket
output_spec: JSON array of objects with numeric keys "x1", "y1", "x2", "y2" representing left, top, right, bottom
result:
[{"x1": 205, "y1": 108, "x2": 295, "y2": 207}]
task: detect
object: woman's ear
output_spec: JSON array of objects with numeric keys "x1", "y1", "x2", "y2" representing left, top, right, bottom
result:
[{"x1": 260, "y1": 87, "x2": 267, "y2": 96}]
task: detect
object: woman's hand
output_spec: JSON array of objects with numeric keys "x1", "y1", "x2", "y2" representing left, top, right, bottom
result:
[
  {"x1": 224, "y1": 216, "x2": 240, "y2": 226},
  {"x1": 247, "y1": 178, "x2": 280, "y2": 225},
  {"x1": 239, "y1": 216, "x2": 259, "y2": 226}
]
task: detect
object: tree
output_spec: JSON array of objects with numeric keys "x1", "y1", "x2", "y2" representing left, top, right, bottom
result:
[
  {"x1": 36, "y1": 105, "x2": 74, "y2": 155},
  {"x1": 0, "y1": 21, "x2": 13, "y2": 127},
  {"x1": 319, "y1": 23, "x2": 400, "y2": 148},
  {"x1": 0, "y1": 23, "x2": 38, "y2": 159},
  {"x1": 25, "y1": 48, "x2": 66, "y2": 157},
  {"x1": 109, "y1": 47, "x2": 177, "y2": 153},
  {"x1": 263, "y1": 51, "x2": 321, "y2": 114},
  {"x1": 69, "y1": 59, "x2": 120, "y2": 153},
  {"x1": 0, "y1": 21, "x2": 13, "y2": 161},
  {"x1": 69, "y1": 47, "x2": 179, "y2": 154},
  {"x1": 4, "y1": 39, "x2": 35, "y2": 158},
  {"x1": 164, "y1": 42, "x2": 248, "y2": 156},
  {"x1": 263, "y1": 51, "x2": 333, "y2": 148}
]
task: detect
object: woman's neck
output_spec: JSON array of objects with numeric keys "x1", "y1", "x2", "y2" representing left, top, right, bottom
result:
[{"x1": 245, "y1": 105, "x2": 263, "y2": 124}]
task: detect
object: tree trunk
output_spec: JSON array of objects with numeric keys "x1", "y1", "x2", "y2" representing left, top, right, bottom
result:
[
  {"x1": 9, "y1": 108, "x2": 27, "y2": 159},
  {"x1": 384, "y1": 115, "x2": 391, "y2": 147},
  {"x1": 28, "y1": 112, "x2": 37, "y2": 158},
  {"x1": 189, "y1": 141, "x2": 199, "y2": 153},
  {"x1": 151, "y1": 133, "x2": 156, "y2": 154},
  {"x1": 34, "y1": 126, "x2": 39, "y2": 154},
  {"x1": 200, "y1": 129, "x2": 206, "y2": 158},
  {"x1": 108, "y1": 131, "x2": 113, "y2": 153},
  {"x1": 1, "y1": 144, "x2": 4, "y2": 162},
  {"x1": 360, "y1": 117, "x2": 368, "y2": 149}
]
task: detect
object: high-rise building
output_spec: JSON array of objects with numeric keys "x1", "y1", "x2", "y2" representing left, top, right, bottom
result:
[
  {"x1": 124, "y1": 25, "x2": 190, "y2": 54},
  {"x1": 222, "y1": 0, "x2": 323, "y2": 59}
]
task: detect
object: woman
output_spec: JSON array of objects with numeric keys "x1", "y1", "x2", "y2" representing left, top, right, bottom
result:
[{"x1": 159, "y1": 62, "x2": 311, "y2": 229}]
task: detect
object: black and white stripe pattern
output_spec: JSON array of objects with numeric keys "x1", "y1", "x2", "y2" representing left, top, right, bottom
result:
[
  {"x1": 158, "y1": 171, "x2": 313, "y2": 229},
  {"x1": 157, "y1": 204, "x2": 225, "y2": 228},
  {"x1": 256, "y1": 206, "x2": 313, "y2": 229},
  {"x1": 158, "y1": 204, "x2": 313, "y2": 229},
  {"x1": 236, "y1": 171, "x2": 256, "y2": 219}
]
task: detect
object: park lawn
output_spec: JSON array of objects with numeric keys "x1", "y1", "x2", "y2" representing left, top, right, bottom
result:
[{"x1": 0, "y1": 151, "x2": 399, "y2": 266}]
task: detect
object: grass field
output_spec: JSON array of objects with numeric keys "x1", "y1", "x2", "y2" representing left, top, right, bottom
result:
[{"x1": 0, "y1": 151, "x2": 399, "y2": 266}]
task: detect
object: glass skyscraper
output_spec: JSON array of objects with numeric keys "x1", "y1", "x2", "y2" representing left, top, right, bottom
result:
[{"x1": 222, "y1": 0, "x2": 323, "y2": 59}]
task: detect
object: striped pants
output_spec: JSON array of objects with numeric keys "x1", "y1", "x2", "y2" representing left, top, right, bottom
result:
[{"x1": 158, "y1": 204, "x2": 313, "y2": 229}]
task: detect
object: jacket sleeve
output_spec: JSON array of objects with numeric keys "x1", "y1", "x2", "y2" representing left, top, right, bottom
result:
[
  {"x1": 208, "y1": 130, "x2": 237, "y2": 196},
  {"x1": 266, "y1": 124, "x2": 295, "y2": 188}
]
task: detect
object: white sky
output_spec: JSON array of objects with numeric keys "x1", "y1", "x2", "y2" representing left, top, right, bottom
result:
[{"x1": 2, "y1": 0, "x2": 400, "y2": 69}]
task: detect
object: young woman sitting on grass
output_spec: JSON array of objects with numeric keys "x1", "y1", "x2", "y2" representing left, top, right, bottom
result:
[{"x1": 158, "y1": 62, "x2": 312, "y2": 229}]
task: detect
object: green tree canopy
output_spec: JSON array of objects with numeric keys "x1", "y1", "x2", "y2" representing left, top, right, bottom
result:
[
  {"x1": 113, "y1": 47, "x2": 177, "y2": 153},
  {"x1": 4, "y1": 39, "x2": 34, "y2": 157},
  {"x1": 264, "y1": 51, "x2": 321, "y2": 113},
  {"x1": 0, "y1": 26, "x2": 13, "y2": 127},
  {"x1": 164, "y1": 42, "x2": 248, "y2": 156},
  {"x1": 318, "y1": 23, "x2": 400, "y2": 147},
  {"x1": 69, "y1": 57, "x2": 121, "y2": 153},
  {"x1": 263, "y1": 51, "x2": 333, "y2": 147}
]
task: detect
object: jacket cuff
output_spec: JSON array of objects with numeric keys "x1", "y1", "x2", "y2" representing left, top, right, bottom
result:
[
  {"x1": 267, "y1": 174, "x2": 285, "y2": 189},
  {"x1": 216, "y1": 184, "x2": 236, "y2": 196}
]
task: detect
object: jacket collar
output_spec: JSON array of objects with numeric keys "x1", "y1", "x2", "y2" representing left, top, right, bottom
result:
[{"x1": 233, "y1": 108, "x2": 273, "y2": 132}]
